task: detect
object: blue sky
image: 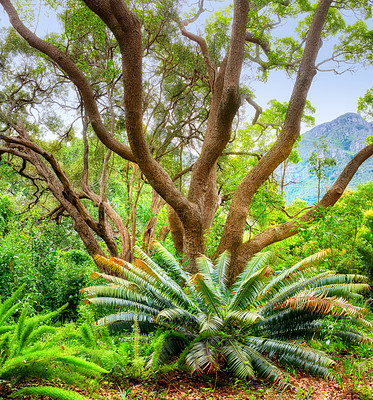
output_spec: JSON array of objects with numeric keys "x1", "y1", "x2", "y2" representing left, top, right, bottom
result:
[{"x1": 1, "y1": 1, "x2": 372, "y2": 131}]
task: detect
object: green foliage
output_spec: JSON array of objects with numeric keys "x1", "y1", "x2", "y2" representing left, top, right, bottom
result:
[
  {"x1": 83, "y1": 244, "x2": 372, "y2": 384},
  {"x1": 0, "y1": 208, "x2": 94, "y2": 317},
  {"x1": 0, "y1": 287, "x2": 108, "y2": 388},
  {"x1": 11, "y1": 386, "x2": 91, "y2": 400},
  {"x1": 308, "y1": 137, "x2": 336, "y2": 202}
]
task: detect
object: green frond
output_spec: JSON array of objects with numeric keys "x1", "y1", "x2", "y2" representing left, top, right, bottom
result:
[
  {"x1": 54, "y1": 355, "x2": 109, "y2": 375},
  {"x1": 186, "y1": 337, "x2": 219, "y2": 375},
  {"x1": 231, "y1": 252, "x2": 273, "y2": 293},
  {"x1": 260, "y1": 249, "x2": 331, "y2": 300},
  {"x1": 23, "y1": 325, "x2": 56, "y2": 349},
  {"x1": 153, "y1": 241, "x2": 189, "y2": 283},
  {"x1": 332, "y1": 328, "x2": 373, "y2": 345},
  {"x1": 259, "y1": 271, "x2": 336, "y2": 316},
  {"x1": 11, "y1": 386, "x2": 90, "y2": 400},
  {"x1": 0, "y1": 284, "x2": 24, "y2": 326},
  {"x1": 1, "y1": 348, "x2": 106, "y2": 381},
  {"x1": 246, "y1": 336, "x2": 334, "y2": 378},
  {"x1": 0, "y1": 325, "x2": 14, "y2": 335},
  {"x1": 8, "y1": 302, "x2": 30, "y2": 358},
  {"x1": 198, "y1": 313, "x2": 224, "y2": 333},
  {"x1": 196, "y1": 255, "x2": 215, "y2": 285},
  {"x1": 229, "y1": 266, "x2": 272, "y2": 311},
  {"x1": 312, "y1": 283, "x2": 370, "y2": 300},
  {"x1": 242, "y1": 345, "x2": 285, "y2": 384},
  {"x1": 188, "y1": 273, "x2": 224, "y2": 316},
  {"x1": 96, "y1": 312, "x2": 156, "y2": 333},
  {"x1": 221, "y1": 339, "x2": 255, "y2": 379},
  {"x1": 78, "y1": 323, "x2": 97, "y2": 349},
  {"x1": 225, "y1": 310, "x2": 261, "y2": 327},
  {"x1": 134, "y1": 245, "x2": 179, "y2": 283},
  {"x1": 254, "y1": 309, "x2": 324, "y2": 339},
  {"x1": 315, "y1": 273, "x2": 369, "y2": 286},
  {"x1": 212, "y1": 251, "x2": 230, "y2": 295},
  {"x1": 127, "y1": 251, "x2": 201, "y2": 313},
  {"x1": 82, "y1": 284, "x2": 145, "y2": 303},
  {"x1": 156, "y1": 308, "x2": 199, "y2": 327},
  {"x1": 85, "y1": 297, "x2": 159, "y2": 316}
]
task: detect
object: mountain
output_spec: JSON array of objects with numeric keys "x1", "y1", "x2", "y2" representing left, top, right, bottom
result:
[{"x1": 283, "y1": 113, "x2": 373, "y2": 204}]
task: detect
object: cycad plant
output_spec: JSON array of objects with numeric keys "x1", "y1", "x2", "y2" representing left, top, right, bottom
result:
[{"x1": 82, "y1": 243, "x2": 372, "y2": 384}]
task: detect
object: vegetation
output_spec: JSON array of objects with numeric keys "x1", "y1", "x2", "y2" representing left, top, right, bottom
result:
[
  {"x1": 0, "y1": 0, "x2": 372, "y2": 398},
  {"x1": 0, "y1": 286, "x2": 109, "y2": 386},
  {"x1": 83, "y1": 243, "x2": 372, "y2": 384}
]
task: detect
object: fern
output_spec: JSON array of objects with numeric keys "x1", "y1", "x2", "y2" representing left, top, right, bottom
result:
[
  {"x1": 11, "y1": 386, "x2": 90, "y2": 400},
  {"x1": 0, "y1": 289, "x2": 108, "y2": 388}
]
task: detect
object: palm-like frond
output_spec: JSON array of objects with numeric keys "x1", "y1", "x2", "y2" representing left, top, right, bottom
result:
[
  {"x1": 198, "y1": 313, "x2": 224, "y2": 333},
  {"x1": 134, "y1": 247, "x2": 201, "y2": 313},
  {"x1": 211, "y1": 251, "x2": 230, "y2": 295},
  {"x1": 152, "y1": 241, "x2": 189, "y2": 283},
  {"x1": 90, "y1": 271, "x2": 129, "y2": 286},
  {"x1": 96, "y1": 312, "x2": 155, "y2": 333},
  {"x1": 311, "y1": 283, "x2": 369, "y2": 301},
  {"x1": 82, "y1": 285, "x2": 148, "y2": 305},
  {"x1": 157, "y1": 308, "x2": 199, "y2": 327},
  {"x1": 185, "y1": 337, "x2": 219, "y2": 374},
  {"x1": 277, "y1": 291, "x2": 368, "y2": 320},
  {"x1": 221, "y1": 339, "x2": 255, "y2": 379},
  {"x1": 231, "y1": 252, "x2": 273, "y2": 293},
  {"x1": 188, "y1": 273, "x2": 224, "y2": 316},
  {"x1": 94, "y1": 254, "x2": 130, "y2": 277},
  {"x1": 229, "y1": 266, "x2": 272, "y2": 310},
  {"x1": 196, "y1": 255, "x2": 215, "y2": 286},
  {"x1": 245, "y1": 337, "x2": 334, "y2": 378},
  {"x1": 225, "y1": 310, "x2": 261, "y2": 328},
  {"x1": 85, "y1": 297, "x2": 159, "y2": 316},
  {"x1": 242, "y1": 345, "x2": 286, "y2": 384},
  {"x1": 259, "y1": 249, "x2": 331, "y2": 301},
  {"x1": 259, "y1": 271, "x2": 336, "y2": 316}
]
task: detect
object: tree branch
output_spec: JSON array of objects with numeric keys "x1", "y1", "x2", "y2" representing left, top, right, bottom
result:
[
  {"x1": 0, "y1": 0, "x2": 135, "y2": 163},
  {"x1": 233, "y1": 143, "x2": 373, "y2": 281}
]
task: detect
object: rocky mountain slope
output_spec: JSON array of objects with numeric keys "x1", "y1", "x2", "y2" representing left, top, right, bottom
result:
[{"x1": 283, "y1": 113, "x2": 373, "y2": 204}]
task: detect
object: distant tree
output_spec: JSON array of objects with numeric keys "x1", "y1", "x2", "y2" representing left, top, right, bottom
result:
[{"x1": 308, "y1": 138, "x2": 336, "y2": 202}]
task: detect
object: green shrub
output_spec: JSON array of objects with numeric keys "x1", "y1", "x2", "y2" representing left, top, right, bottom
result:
[{"x1": 0, "y1": 286, "x2": 108, "y2": 388}]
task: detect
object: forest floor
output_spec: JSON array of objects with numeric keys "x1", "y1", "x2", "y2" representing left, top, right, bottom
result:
[
  {"x1": 6, "y1": 365, "x2": 373, "y2": 400},
  {"x1": 99, "y1": 368, "x2": 373, "y2": 400}
]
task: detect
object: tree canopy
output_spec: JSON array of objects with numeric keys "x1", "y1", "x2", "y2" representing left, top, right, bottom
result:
[{"x1": 0, "y1": 0, "x2": 372, "y2": 283}]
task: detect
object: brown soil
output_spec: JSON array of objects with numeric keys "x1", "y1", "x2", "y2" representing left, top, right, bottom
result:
[{"x1": 4, "y1": 367, "x2": 373, "y2": 400}]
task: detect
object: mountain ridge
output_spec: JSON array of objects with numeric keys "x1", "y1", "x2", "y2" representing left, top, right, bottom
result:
[{"x1": 283, "y1": 113, "x2": 373, "y2": 204}]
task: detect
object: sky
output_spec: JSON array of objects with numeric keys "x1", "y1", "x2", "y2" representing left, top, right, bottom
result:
[{"x1": 0, "y1": 1, "x2": 372, "y2": 132}]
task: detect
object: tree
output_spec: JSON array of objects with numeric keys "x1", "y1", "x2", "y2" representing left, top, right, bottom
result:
[
  {"x1": 0, "y1": 0, "x2": 372, "y2": 284},
  {"x1": 308, "y1": 137, "x2": 336, "y2": 202}
]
